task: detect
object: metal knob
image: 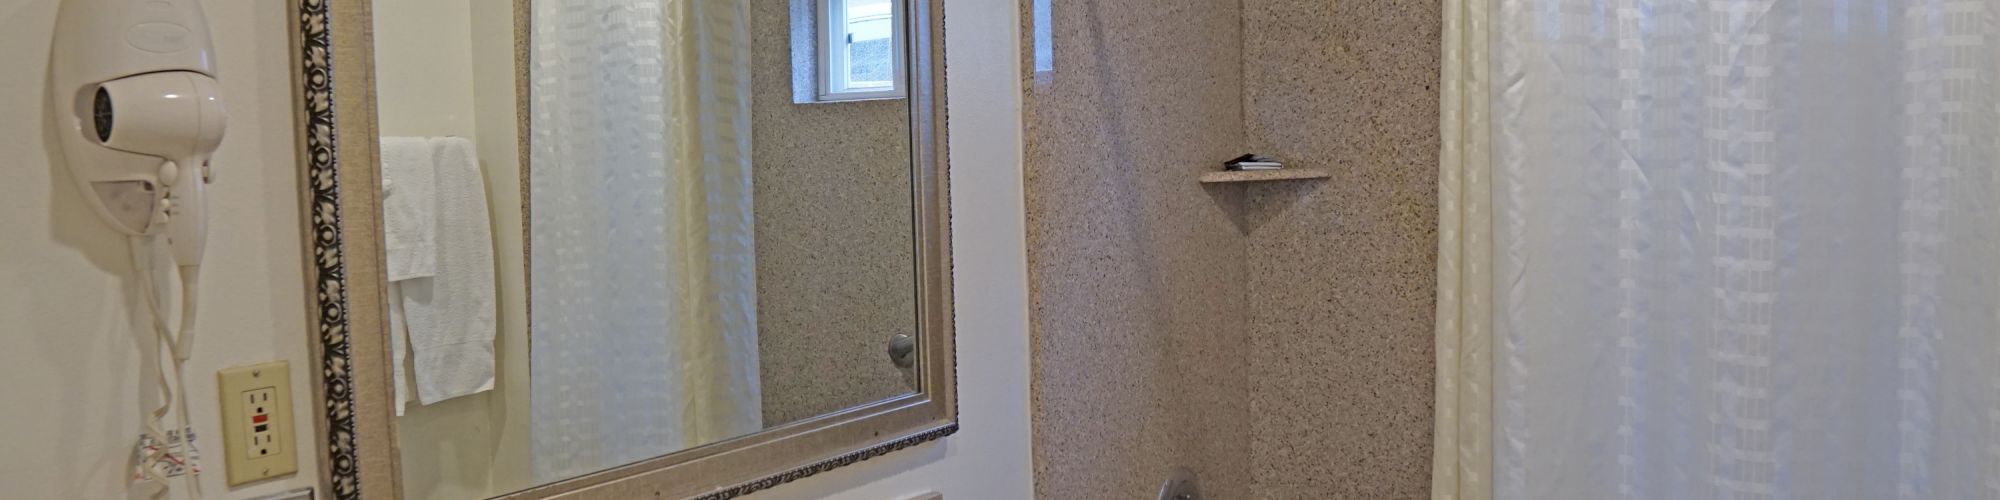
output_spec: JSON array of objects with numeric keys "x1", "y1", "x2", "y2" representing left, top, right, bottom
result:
[
  {"x1": 887, "y1": 334, "x2": 916, "y2": 368},
  {"x1": 1158, "y1": 468, "x2": 1202, "y2": 500}
]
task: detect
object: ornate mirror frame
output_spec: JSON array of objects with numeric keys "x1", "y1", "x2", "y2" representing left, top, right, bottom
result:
[{"x1": 288, "y1": 0, "x2": 956, "y2": 498}]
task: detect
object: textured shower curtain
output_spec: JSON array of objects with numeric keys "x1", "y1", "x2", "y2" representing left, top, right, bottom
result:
[
  {"x1": 528, "y1": 0, "x2": 759, "y2": 483},
  {"x1": 1438, "y1": 1, "x2": 2000, "y2": 499}
]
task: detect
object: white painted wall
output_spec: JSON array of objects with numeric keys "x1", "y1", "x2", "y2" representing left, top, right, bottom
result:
[
  {"x1": 0, "y1": 1, "x2": 321, "y2": 499},
  {"x1": 372, "y1": 0, "x2": 478, "y2": 140},
  {"x1": 749, "y1": 0, "x2": 1035, "y2": 498},
  {"x1": 466, "y1": 0, "x2": 537, "y2": 495}
]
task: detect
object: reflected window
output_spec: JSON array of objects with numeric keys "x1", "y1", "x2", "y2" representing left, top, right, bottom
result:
[{"x1": 818, "y1": 0, "x2": 904, "y2": 100}]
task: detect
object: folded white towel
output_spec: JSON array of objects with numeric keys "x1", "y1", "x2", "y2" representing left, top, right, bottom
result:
[
  {"x1": 400, "y1": 136, "x2": 499, "y2": 405},
  {"x1": 380, "y1": 137, "x2": 438, "y2": 282},
  {"x1": 387, "y1": 282, "x2": 416, "y2": 416}
]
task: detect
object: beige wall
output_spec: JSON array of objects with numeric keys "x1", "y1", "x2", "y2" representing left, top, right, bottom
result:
[
  {"x1": 372, "y1": 0, "x2": 533, "y2": 497},
  {"x1": 1023, "y1": 0, "x2": 1439, "y2": 498},
  {"x1": 1240, "y1": 2, "x2": 1440, "y2": 497},
  {"x1": 750, "y1": 0, "x2": 918, "y2": 427},
  {"x1": 469, "y1": 0, "x2": 535, "y2": 493},
  {"x1": 0, "y1": 0, "x2": 320, "y2": 498},
  {"x1": 1020, "y1": 0, "x2": 1255, "y2": 497},
  {"x1": 373, "y1": 0, "x2": 476, "y2": 139}
]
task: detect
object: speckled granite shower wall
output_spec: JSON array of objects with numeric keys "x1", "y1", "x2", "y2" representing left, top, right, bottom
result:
[
  {"x1": 1020, "y1": 0, "x2": 1253, "y2": 498},
  {"x1": 1023, "y1": 0, "x2": 1439, "y2": 498},
  {"x1": 1238, "y1": 1, "x2": 1441, "y2": 497},
  {"x1": 752, "y1": 0, "x2": 917, "y2": 427}
]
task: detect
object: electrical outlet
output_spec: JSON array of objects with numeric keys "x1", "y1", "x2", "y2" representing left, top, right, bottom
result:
[
  {"x1": 217, "y1": 361, "x2": 298, "y2": 486},
  {"x1": 243, "y1": 388, "x2": 278, "y2": 458}
]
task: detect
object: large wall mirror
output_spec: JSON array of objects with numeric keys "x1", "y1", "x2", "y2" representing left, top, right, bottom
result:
[{"x1": 289, "y1": 0, "x2": 952, "y2": 498}]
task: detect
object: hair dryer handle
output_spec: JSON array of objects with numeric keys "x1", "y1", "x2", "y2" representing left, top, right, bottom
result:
[{"x1": 165, "y1": 159, "x2": 207, "y2": 267}]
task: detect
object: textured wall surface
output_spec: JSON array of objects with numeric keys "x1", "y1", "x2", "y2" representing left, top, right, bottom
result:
[
  {"x1": 0, "y1": 1, "x2": 321, "y2": 498},
  {"x1": 1023, "y1": 0, "x2": 1440, "y2": 498},
  {"x1": 1019, "y1": 0, "x2": 1253, "y2": 498},
  {"x1": 750, "y1": 0, "x2": 919, "y2": 427},
  {"x1": 1240, "y1": 1, "x2": 1440, "y2": 497}
]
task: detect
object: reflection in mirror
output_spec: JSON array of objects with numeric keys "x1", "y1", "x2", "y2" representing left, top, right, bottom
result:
[
  {"x1": 370, "y1": 0, "x2": 918, "y2": 497},
  {"x1": 816, "y1": 0, "x2": 905, "y2": 100}
]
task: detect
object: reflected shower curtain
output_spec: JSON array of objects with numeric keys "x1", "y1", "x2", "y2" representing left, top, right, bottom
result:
[
  {"x1": 528, "y1": 0, "x2": 759, "y2": 483},
  {"x1": 1438, "y1": 1, "x2": 2000, "y2": 499}
]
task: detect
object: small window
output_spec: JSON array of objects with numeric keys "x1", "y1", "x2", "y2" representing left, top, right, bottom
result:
[{"x1": 817, "y1": 0, "x2": 905, "y2": 101}]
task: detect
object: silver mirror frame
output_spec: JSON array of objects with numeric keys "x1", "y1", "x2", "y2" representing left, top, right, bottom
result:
[{"x1": 288, "y1": 0, "x2": 956, "y2": 497}]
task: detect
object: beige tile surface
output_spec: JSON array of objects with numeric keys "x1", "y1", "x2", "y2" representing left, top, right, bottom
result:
[
  {"x1": 1241, "y1": 1, "x2": 1440, "y2": 497},
  {"x1": 1023, "y1": 0, "x2": 1440, "y2": 498},
  {"x1": 1020, "y1": 0, "x2": 1253, "y2": 497},
  {"x1": 751, "y1": 0, "x2": 920, "y2": 427}
]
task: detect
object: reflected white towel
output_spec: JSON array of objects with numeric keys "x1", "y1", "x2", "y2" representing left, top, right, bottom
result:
[
  {"x1": 401, "y1": 136, "x2": 498, "y2": 405},
  {"x1": 380, "y1": 137, "x2": 437, "y2": 281},
  {"x1": 382, "y1": 136, "x2": 435, "y2": 415},
  {"x1": 387, "y1": 283, "x2": 416, "y2": 416}
]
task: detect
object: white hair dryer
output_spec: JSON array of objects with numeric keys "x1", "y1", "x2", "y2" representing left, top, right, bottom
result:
[
  {"x1": 50, "y1": 0, "x2": 225, "y2": 264},
  {"x1": 48, "y1": 0, "x2": 225, "y2": 497}
]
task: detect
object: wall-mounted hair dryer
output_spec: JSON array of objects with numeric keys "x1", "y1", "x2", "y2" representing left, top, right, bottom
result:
[
  {"x1": 49, "y1": 0, "x2": 225, "y2": 496},
  {"x1": 50, "y1": 0, "x2": 225, "y2": 265}
]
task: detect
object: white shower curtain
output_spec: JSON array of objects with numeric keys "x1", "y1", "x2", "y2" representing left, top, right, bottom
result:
[
  {"x1": 1438, "y1": 1, "x2": 2000, "y2": 499},
  {"x1": 528, "y1": 0, "x2": 760, "y2": 483}
]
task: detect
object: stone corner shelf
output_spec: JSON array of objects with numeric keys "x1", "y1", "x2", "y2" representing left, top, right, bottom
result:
[{"x1": 1198, "y1": 168, "x2": 1332, "y2": 184}]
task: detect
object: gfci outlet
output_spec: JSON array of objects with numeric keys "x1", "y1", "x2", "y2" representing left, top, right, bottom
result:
[
  {"x1": 243, "y1": 388, "x2": 278, "y2": 457},
  {"x1": 218, "y1": 361, "x2": 299, "y2": 486}
]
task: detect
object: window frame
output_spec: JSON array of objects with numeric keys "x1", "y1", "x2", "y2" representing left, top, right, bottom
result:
[{"x1": 816, "y1": 0, "x2": 907, "y2": 101}]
